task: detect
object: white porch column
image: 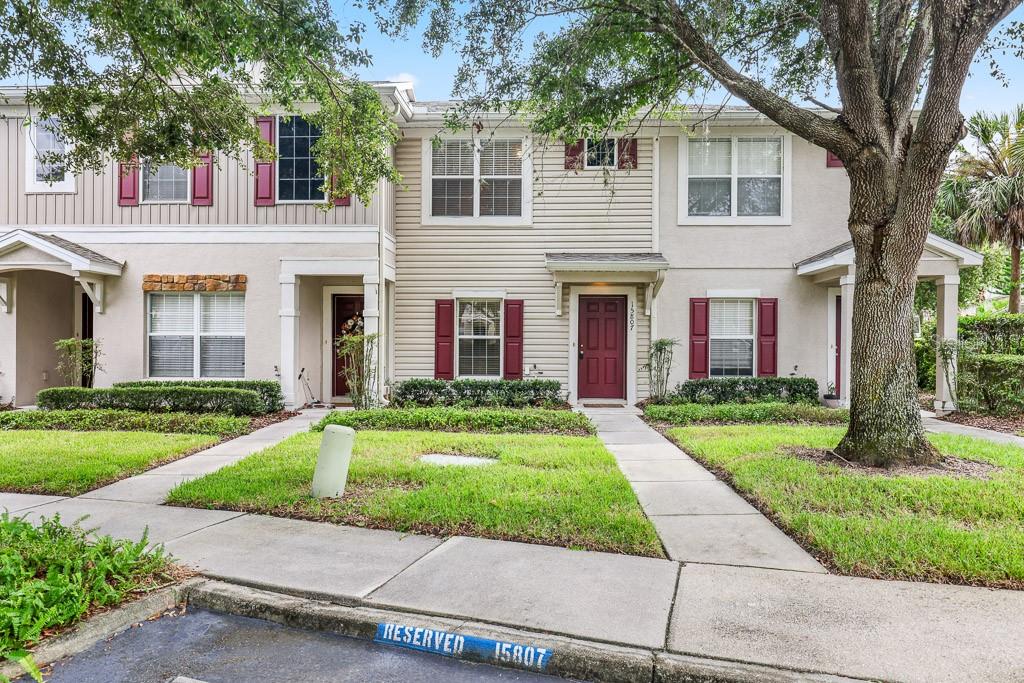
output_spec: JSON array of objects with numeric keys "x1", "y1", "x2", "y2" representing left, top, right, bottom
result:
[
  {"x1": 280, "y1": 274, "x2": 300, "y2": 408},
  {"x1": 839, "y1": 274, "x2": 855, "y2": 408},
  {"x1": 362, "y1": 275, "x2": 382, "y2": 400},
  {"x1": 934, "y1": 274, "x2": 960, "y2": 414}
]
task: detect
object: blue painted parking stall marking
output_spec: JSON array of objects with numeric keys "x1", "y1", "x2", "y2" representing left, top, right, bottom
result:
[{"x1": 374, "y1": 622, "x2": 553, "y2": 672}]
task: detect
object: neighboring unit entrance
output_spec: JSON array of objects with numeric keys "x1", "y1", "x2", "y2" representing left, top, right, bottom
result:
[
  {"x1": 331, "y1": 294, "x2": 364, "y2": 397},
  {"x1": 577, "y1": 295, "x2": 626, "y2": 399}
]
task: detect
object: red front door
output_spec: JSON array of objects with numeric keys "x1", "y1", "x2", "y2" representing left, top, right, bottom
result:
[
  {"x1": 332, "y1": 294, "x2": 364, "y2": 397},
  {"x1": 578, "y1": 296, "x2": 626, "y2": 399}
]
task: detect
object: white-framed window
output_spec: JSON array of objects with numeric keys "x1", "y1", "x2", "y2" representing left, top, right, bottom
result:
[
  {"x1": 148, "y1": 292, "x2": 246, "y2": 378},
  {"x1": 678, "y1": 134, "x2": 790, "y2": 225},
  {"x1": 422, "y1": 136, "x2": 531, "y2": 225},
  {"x1": 24, "y1": 117, "x2": 76, "y2": 193},
  {"x1": 141, "y1": 161, "x2": 189, "y2": 203},
  {"x1": 585, "y1": 138, "x2": 616, "y2": 168},
  {"x1": 277, "y1": 115, "x2": 326, "y2": 203},
  {"x1": 709, "y1": 299, "x2": 755, "y2": 377},
  {"x1": 456, "y1": 298, "x2": 502, "y2": 378}
]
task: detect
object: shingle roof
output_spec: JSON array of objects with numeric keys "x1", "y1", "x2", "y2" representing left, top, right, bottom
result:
[
  {"x1": 26, "y1": 231, "x2": 122, "y2": 267},
  {"x1": 545, "y1": 252, "x2": 669, "y2": 265},
  {"x1": 794, "y1": 241, "x2": 853, "y2": 268}
]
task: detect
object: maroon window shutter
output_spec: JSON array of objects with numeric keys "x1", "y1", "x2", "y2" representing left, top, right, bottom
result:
[
  {"x1": 617, "y1": 138, "x2": 638, "y2": 170},
  {"x1": 757, "y1": 298, "x2": 778, "y2": 377},
  {"x1": 826, "y1": 150, "x2": 844, "y2": 168},
  {"x1": 503, "y1": 299, "x2": 524, "y2": 380},
  {"x1": 434, "y1": 299, "x2": 455, "y2": 380},
  {"x1": 564, "y1": 139, "x2": 584, "y2": 170},
  {"x1": 254, "y1": 116, "x2": 275, "y2": 206},
  {"x1": 191, "y1": 152, "x2": 214, "y2": 206},
  {"x1": 117, "y1": 159, "x2": 139, "y2": 207},
  {"x1": 689, "y1": 298, "x2": 709, "y2": 379}
]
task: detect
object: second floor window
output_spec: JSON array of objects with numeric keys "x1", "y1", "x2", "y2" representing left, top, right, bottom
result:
[
  {"x1": 25, "y1": 118, "x2": 75, "y2": 193},
  {"x1": 430, "y1": 138, "x2": 524, "y2": 219},
  {"x1": 585, "y1": 138, "x2": 616, "y2": 168},
  {"x1": 685, "y1": 136, "x2": 786, "y2": 221},
  {"x1": 142, "y1": 162, "x2": 189, "y2": 202},
  {"x1": 278, "y1": 115, "x2": 325, "y2": 202}
]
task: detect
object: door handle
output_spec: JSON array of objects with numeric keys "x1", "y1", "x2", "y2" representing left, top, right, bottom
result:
[{"x1": 578, "y1": 348, "x2": 585, "y2": 360}]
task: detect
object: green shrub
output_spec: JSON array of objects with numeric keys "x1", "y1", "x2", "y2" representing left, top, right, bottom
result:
[
  {"x1": 959, "y1": 313, "x2": 1024, "y2": 355},
  {"x1": 957, "y1": 353, "x2": 1024, "y2": 416},
  {"x1": 313, "y1": 407, "x2": 595, "y2": 435},
  {"x1": 662, "y1": 377, "x2": 819, "y2": 405},
  {"x1": 36, "y1": 386, "x2": 265, "y2": 416},
  {"x1": 0, "y1": 513, "x2": 171, "y2": 657},
  {"x1": 915, "y1": 322, "x2": 937, "y2": 391},
  {"x1": 113, "y1": 379, "x2": 284, "y2": 413},
  {"x1": 391, "y1": 378, "x2": 566, "y2": 408},
  {"x1": 0, "y1": 409, "x2": 249, "y2": 436},
  {"x1": 645, "y1": 402, "x2": 848, "y2": 425}
]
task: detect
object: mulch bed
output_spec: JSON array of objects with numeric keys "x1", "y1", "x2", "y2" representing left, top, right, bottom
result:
[
  {"x1": 785, "y1": 446, "x2": 1000, "y2": 479},
  {"x1": 249, "y1": 410, "x2": 299, "y2": 431},
  {"x1": 937, "y1": 412, "x2": 1024, "y2": 436}
]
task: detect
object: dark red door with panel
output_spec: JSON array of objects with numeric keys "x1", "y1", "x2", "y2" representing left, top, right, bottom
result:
[
  {"x1": 577, "y1": 296, "x2": 626, "y2": 399},
  {"x1": 332, "y1": 294, "x2": 364, "y2": 397}
]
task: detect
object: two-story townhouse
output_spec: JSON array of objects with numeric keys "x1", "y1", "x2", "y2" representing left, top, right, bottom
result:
[{"x1": 0, "y1": 84, "x2": 978, "y2": 411}]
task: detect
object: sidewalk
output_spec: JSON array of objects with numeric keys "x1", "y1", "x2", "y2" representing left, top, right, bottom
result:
[
  {"x1": 581, "y1": 406, "x2": 825, "y2": 573},
  {"x1": 2, "y1": 409, "x2": 1024, "y2": 682}
]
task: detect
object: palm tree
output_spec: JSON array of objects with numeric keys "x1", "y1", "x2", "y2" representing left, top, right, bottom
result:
[{"x1": 938, "y1": 106, "x2": 1024, "y2": 313}]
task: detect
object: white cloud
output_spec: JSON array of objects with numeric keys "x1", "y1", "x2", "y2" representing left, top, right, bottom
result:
[{"x1": 385, "y1": 72, "x2": 419, "y2": 86}]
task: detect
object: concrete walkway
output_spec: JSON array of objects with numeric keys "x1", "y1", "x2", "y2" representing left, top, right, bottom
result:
[
  {"x1": 582, "y1": 406, "x2": 825, "y2": 573},
  {"x1": 3, "y1": 408, "x2": 1024, "y2": 682},
  {"x1": 922, "y1": 413, "x2": 1024, "y2": 446}
]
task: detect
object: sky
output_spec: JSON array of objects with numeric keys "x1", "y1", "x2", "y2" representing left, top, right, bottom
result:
[{"x1": 341, "y1": 2, "x2": 1024, "y2": 115}]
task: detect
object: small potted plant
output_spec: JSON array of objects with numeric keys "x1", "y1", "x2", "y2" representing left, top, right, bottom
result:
[{"x1": 822, "y1": 382, "x2": 839, "y2": 409}]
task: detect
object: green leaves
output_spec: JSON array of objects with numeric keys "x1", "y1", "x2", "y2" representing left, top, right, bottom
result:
[
  {"x1": 1, "y1": 0, "x2": 398, "y2": 202},
  {"x1": 0, "y1": 514, "x2": 171, "y2": 658}
]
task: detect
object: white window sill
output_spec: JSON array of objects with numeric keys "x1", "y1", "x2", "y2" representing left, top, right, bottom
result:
[
  {"x1": 422, "y1": 216, "x2": 530, "y2": 228},
  {"x1": 679, "y1": 215, "x2": 791, "y2": 227},
  {"x1": 25, "y1": 185, "x2": 76, "y2": 194},
  {"x1": 141, "y1": 200, "x2": 190, "y2": 205}
]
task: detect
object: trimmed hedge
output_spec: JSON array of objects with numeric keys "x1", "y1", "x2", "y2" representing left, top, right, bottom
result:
[
  {"x1": 391, "y1": 379, "x2": 566, "y2": 408},
  {"x1": 661, "y1": 377, "x2": 819, "y2": 405},
  {"x1": 957, "y1": 353, "x2": 1024, "y2": 416},
  {"x1": 959, "y1": 314, "x2": 1024, "y2": 355},
  {"x1": 36, "y1": 386, "x2": 265, "y2": 416},
  {"x1": 0, "y1": 409, "x2": 250, "y2": 436},
  {"x1": 113, "y1": 380, "x2": 284, "y2": 413},
  {"x1": 313, "y1": 407, "x2": 595, "y2": 435},
  {"x1": 645, "y1": 402, "x2": 848, "y2": 426}
]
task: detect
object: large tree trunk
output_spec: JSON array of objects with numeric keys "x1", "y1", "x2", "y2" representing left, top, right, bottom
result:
[
  {"x1": 835, "y1": 169, "x2": 940, "y2": 467},
  {"x1": 1010, "y1": 240, "x2": 1020, "y2": 314}
]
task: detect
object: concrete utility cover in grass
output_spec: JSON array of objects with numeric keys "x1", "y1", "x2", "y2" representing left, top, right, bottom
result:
[{"x1": 419, "y1": 453, "x2": 496, "y2": 467}]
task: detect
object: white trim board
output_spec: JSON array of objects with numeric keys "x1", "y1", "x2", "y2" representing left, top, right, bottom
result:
[
  {"x1": 10, "y1": 225, "x2": 382, "y2": 245},
  {"x1": 567, "y1": 285, "x2": 639, "y2": 405}
]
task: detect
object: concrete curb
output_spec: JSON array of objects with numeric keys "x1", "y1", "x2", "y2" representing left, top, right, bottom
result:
[
  {"x1": 0, "y1": 578, "x2": 202, "y2": 681},
  {"x1": 184, "y1": 579, "x2": 870, "y2": 683}
]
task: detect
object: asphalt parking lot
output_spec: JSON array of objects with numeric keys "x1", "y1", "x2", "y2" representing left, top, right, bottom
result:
[{"x1": 26, "y1": 608, "x2": 565, "y2": 683}]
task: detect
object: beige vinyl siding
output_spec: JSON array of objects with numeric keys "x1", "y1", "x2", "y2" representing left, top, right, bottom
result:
[
  {"x1": 0, "y1": 118, "x2": 376, "y2": 226},
  {"x1": 393, "y1": 135, "x2": 653, "y2": 396}
]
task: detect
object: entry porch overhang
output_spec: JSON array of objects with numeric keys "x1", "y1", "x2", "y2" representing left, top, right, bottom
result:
[
  {"x1": 795, "y1": 234, "x2": 983, "y2": 414},
  {"x1": 545, "y1": 252, "x2": 669, "y2": 316},
  {"x1": 0, "y1": 229, "x2": 123, "y2": 313}
]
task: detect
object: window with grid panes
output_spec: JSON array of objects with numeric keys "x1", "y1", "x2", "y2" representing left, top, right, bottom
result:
[
  {"x1": 142, "y1": 161, "x2": 188, "y2": 202},
  {"x1": 687, "y1": 137, "x2": 783, "y2": 217},
  {"x1": 456, "y1": 299, "x2": 501, "y2": 377},
  {"x1": 431, "y1": 139, "x2": 523, "y2": 218},
  {"x1": 278, "y1": 115, "x2": 325, "y2": 202}
]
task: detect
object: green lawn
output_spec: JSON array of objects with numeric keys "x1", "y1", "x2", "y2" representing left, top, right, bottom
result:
[
  {"x1": 0, "y1": 430, "x2": 218, "y2": 496},
  {"x1": 667, "y1": 425, "x2": 1024, "y2": 588},
  {"x1": 168, "y1": 430, "x2": 663, "y2": 557}
]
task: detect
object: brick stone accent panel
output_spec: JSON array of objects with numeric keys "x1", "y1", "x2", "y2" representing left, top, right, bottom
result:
[{"x1": 142, "y1": 274, "x2": 247, "y2": 292}]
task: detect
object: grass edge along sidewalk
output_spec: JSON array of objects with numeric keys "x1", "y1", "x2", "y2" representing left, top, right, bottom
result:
[
  {"x1": 667, "y1": 424, "x2": 1024, "y2": 589},
  {"x1": 167, "y1": 429, "x2": 662, "y2": 557}
]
